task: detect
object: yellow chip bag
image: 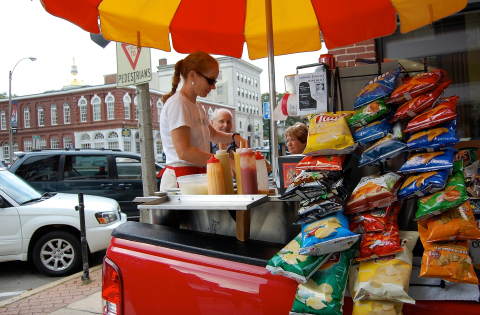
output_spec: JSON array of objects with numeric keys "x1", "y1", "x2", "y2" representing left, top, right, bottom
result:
[
  {"x1": 419, "y1": 224, "x2": 479, "y2": 285},
  {"x1": 352, "y1": 300, "x2": 403, "y2": 315},
  {"x1": 304, "y1": 112, "x2": 357, "y2": 156},
  {"x1": 354, "y1": 231, "x2": 418, "y2": 304}
]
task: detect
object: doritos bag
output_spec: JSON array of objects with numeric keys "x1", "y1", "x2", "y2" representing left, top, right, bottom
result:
[
  {"x1": 350, "y1": 203, "x2": 399, "y2": 234},
  {"x1": 353, "y1": 115, "x2": 393, "y2": 145},
  {"x1": 386, "y1": 69, "x2": 446, "y2": 104},
  {"x1": 353, "y1": 67, "x2": 401, "y2": 110},
  {"x1": 406, "y1": 121, "x2": 459, "y2": 152},
  {"x1": 404, "y1": 96, "x2": 458, "y2": 133}
]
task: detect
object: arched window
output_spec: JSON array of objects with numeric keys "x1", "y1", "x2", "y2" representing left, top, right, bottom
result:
[
  {"x1": 63, "y1": 102, "x2": 70, "y2": 124},
  {"x1": 2, "y1": 142, "x2": 9, "y2": 162},
  {"x1": 40, "y1": 139, "x2": 47, "y2": 149},
  {"x1": 78, "y1": 97, "x2": 87, "y2": 122},
  {"x1": 24, "y1": 140, "x2": 32, "y2": 152},
  {"x1": 80, "y1": 133, "x2": 91, "y2": 148},
  {"x1": 38, "y1": 106, "x2": 44, "y2": 126},
  {"x1": 134, "y1": 96, "x2": 138, "y2": 120},
  {"x1": 13, "y1": 141, "x2": 19, "y2": 154},
  {"x1": 106, "y1": 92, "x2": 115, "y2": 120},
  {"x1": 93, "y1": 132, "x2": 105, "y2": 149},
  {"x1": 91, "y1": 95, "x2": 101, "y2": 121},
  {"x1": 123, "y1": 93, "x2": 131, "y2": 119},
  {"x1": 24, "y1": 107, "x2": 30, "y2": 128},
  {"x1": 0, "y1": 111, "x2": 6, "y2": 130},
  {"x1": 156, "y1": 99, "x2": 163, "y2": 122},
  {"x1": 51, "y1": 104, "x2": 57, "y2": 125},
  {"x1": 63, "y1": 136, "x2": 73, "y2": 149},
  {"x1": 107, "y1": 131, "x2": 119, "y2": 149},
  {"x1": 51, "y1": 137, "x2": 59, "y2": 149}
]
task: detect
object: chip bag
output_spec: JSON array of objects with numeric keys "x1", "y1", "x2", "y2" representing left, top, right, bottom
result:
[
  {"x1": 296, "y1": 155, "x2": 346, "y2": 172},
  {"x1": 345, "y1": 173, "x2": 403, "y2": 214},
  {"x1": 304, "y1": 112, "x2": 357, "y2": 156},
  {"x1": 294, "y1": 196, "x2": 344, "y2": 225},
  {"x1": 419, "y1": 224, "x2": 479, "y2": 285},
  {"x1": 359, "y1": 135, "x2": 407, "y2": 167},
  {"x1": 353, "y1": 115, "x2": 393, "y2": 145},
  {"x1": 404, "y1": 96, "x2": 458, "y2": 133},
  {"x1": 353, "y1": 231, "x2": 419, "y2": 304},
  {"x1": 353, "y1": 67, "x2": 401, "y2": 110},
  {"x1": 299, "y1": 212, "x2": 360, "y2": 256},
  {"x1": 350, "y1": 203, "x2": 399, "y2": 234},
  {"x1": 280, "y1": 170, "x2": 342, "y2": 200},
  {"x1": 470, "y1": 238, "x2": 480, "y2": 272},
  {"x1": 397, "y1": 148, "x2": 454, "y2": 174},
  {"x1": 418, "y1": 201, "x2": 480, "y2": 242},
  {"x1": 349, "y1": 100, "x2": 390, "y2": 127},
  {"x1": 389, "y1": 80, "x2": 451, "y2": 123},
  {"x1": 464, "y1": 159, "x2": 480, "y2": 198},
  {"x1": 415, "y1": 170, "x2": 469, "y2": 221},
  {"x1": 386, "y1": 69, "x2": 446, "y2": 104},
  {"x1": 352, "y1": 301, "x2": 403, "y2": 315},
  {"x1": 290, "y1": 249, "x2": 355, "y2": 315},
  {"x1": 266, "y1": 233, "x2": 333, "y2": 283},
  {"x1": 398, "y1": 169, "x2": 449, "y2": 200},
  {"x1": 454, "y1": 147, "x2": 477, "y2": 167},
  {"x1": 406, "y1": 122, "x2": 459, "y2": 152}
]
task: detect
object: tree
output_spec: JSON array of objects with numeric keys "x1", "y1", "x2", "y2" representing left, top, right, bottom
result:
[{"x1": 0, "y1": 92, "x2": 7, "y2": 99}]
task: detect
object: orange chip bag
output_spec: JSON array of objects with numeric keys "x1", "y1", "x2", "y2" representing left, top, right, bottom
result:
[
  {"x1": 296, "y1": 155, "x2": 347, "y2": 172},
  {"x1": 419, "y1": 224, "x2": 479, "y2": 285},
  {"x1": 418, "y1": 201, "x2": 480, "y2": 242},
  {"x1": 386, "y1": 69, "x2": 446, "y2": 104}
]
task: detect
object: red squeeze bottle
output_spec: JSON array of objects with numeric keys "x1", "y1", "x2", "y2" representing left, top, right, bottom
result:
[{"x1": 239, "y1": 148, "x2": 258, "y2": 194}]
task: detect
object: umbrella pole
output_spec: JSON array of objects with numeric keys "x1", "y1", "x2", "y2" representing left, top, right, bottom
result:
[{"x1": 265, "y1": 0, "x2": 278, "y2": 183}]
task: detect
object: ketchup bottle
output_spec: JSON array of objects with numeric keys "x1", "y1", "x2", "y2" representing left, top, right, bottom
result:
[
  {"x1": 207, "y1": 155, "x2": 225, "y2": 195},
  {"x1": 240, "y1": 148, "x2": 258, "y2": 195}
]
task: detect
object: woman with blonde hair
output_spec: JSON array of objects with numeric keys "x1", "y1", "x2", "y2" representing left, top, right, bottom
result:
[
  {"x1": 285, "y1": 122, "x2": 308, "y2": 154},
  {"x1": 159, "y1": 51, "x2": 247, "y2": 190}
]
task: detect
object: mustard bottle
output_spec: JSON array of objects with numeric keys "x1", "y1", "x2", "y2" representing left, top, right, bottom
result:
[
  {"x1": 207, "y1": 155, "x2": 225, "y2": 195},
  {"x1": 214, "y1": 144, "x2": 234, "y2": 195},
  {"x1": 234, "y1": 143, "x2": 243, "y2": 195}
]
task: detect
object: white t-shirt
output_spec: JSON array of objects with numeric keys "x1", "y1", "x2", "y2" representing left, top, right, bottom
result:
[{"x1": 160, "y1": 92, "x2": 210, "y2": 166}]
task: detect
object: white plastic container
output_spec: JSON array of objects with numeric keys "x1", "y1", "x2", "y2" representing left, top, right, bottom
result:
[
  {"x1": 255, "y1": 151, "x2": 269, "y2": 194},
  {"x1": 176, "y1": 174, "x2": 208, "y2": 195}
]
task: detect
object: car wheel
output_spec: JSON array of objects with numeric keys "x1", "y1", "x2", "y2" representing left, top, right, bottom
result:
[{"x1": 32, "y1": 231, "x2": 82, "y2": 277}]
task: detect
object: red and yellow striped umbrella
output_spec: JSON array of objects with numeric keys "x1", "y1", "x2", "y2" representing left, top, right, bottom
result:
[{"x1": 41, "y1": 0, "x2": 467, "y2": 60}]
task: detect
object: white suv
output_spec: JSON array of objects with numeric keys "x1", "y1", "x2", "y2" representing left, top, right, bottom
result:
[{"x1": 0, "y1": 169, "x2": 127, "y2": 276}]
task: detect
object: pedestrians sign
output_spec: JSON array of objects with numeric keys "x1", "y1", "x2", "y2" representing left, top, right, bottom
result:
[
  {"x1": 263, "y1": 102, "x2": 271, "y2": 119},
  {"x1": 116, "y1": 43, "x2": 152, "y2": 87}
]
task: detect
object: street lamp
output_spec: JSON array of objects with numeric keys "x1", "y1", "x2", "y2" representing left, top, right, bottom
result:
[{"x1": 9, "y1": 57, "x2": 36, "y2": 164}]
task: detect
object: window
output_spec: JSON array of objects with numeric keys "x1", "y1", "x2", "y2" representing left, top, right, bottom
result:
[
  {"x1": 51, "y1": 138, "x2": 59, "y2": 149},
  {"x1": 63, "y1": 155, "x2": 108, "y2": 179},
  {"x1": 92, "y1": 95, "x2": 101, "y2": 121},
  {"x1": 24, "y1": 107, "x2": 30, "y2": 128},
  {"x1": 63, "y1": 102, "x2": 70, "y2": 124},
  {"x1": 63, "y1": 136, "x2": 72, "y2": 149},
  {"x1": 241, "y1": 73, "x2": 243, "y2": 82},
  {"x1": 0, "y1": 111, "x2": 5, "y2": 130},
  {"x1": 255, "y1": 79, "x2": 258, "y2": 87},
  {"x1": 241, "y1": 88, "x2": 244, "y2": 97},
  {"x1": 123, "y1": 139, "x2": 131, "y2": 152},
  {"x1": 242, "y1": 103, "x2": 245, "y2": 112},
  {"x1": 38, "y1": 106, "x2": 44, "y2": 126},
  {"x1": 256, "y1": 93, "x2": 259, "y2": 101},
  {"x1": 2, "y1": 142, "x2": 9, "y2": 162},
  {"x1": 115, "y1": 157, "x2": 143, "y2": 180},
  {"x1": 80, "y1": 133, "x2": 91, "y2": 148},
  {"x1": 248, "y1": 76, "x2": 251, "y2": 85},
  {"x1": 14, "y1": 154, "x2": 60, "y2": 182},
  {"x1": 81, "y1": 143, "x2": 91, "y2": 149},
  {"x1": 13, "y1": 142, "x2": 18, "y2": 154},
  {"x1": 238, "y1": 101, "x2": 241, "y2": 111},
  {"x1": 237, "y1": 72, "x2": 239, "y2": 80},
  {"x1": 135, "y1": 132, "x2": 140, "y2": 153},
  {"x1": 123, "y1": 93, "x2": 131, "y2": 119},
  {"x1": 237, "y1": 87, "x2": 240, "y2": 96},
  {"x1": 249, "y1": 105, "x2": 252, "y2": 113},
  {"x1": 51, "y1": 104, "x2": 57, "y2": 125},
  {"x1": 134, "y1": 96, "x2": 138, "y2": 120},
  {"x1": 217, "y1": 70, "x2": 222, "y2": 80},
  {"x1": 217, "y1": 86, "x2": 223, "y2": 95},
  {"x1": 106, "y1": 93, "x2": 115, "y2": 120},
  {"x1": 94, "y1": 132, "x2": 105, "y2": 149},
  {"x1": 248, "y1": 91, "x2": 251, "y2": 99},
  {"x1": 107, "y1": 131, "x2": 119, "y2": 149},
  {"x1": 79, "y1": 97, "x2": 87, "y2": 122},
  {"x1": 40, "y1": 139, "x2": 47, "y2": 149},
  {"x1": 240, "y1": 121, "x2": 242, "y2": 129},
  {"x1": 157, "y1": 99, "x2": 163, "y2": 122},
  {"x1": 24, "y1": 140, "x2": 32, "y2": 152}
]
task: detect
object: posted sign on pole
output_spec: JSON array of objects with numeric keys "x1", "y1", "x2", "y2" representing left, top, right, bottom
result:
[
  {"x1": 263, "y1": 102, "x2": 271, "y2": 119},
  {"x1": 116, "y1": 43, "x2": 152, "y2": 87}
]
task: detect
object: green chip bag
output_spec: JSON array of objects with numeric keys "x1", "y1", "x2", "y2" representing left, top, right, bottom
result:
[
  {"x1": 266, "y1": 233, "x2": 333, "y2": 283},
  {"x1": 415, "y1": 171, "x2": 469, "y2": 221},
  {"x1": 349, "y1": 100, "x2": 390, "y2": 128},
  {"x1": 290, "y1": 248, "x2": 355, "y2": 315}
]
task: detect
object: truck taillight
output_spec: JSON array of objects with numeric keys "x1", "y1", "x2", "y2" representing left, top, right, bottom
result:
[{"x1": 102, "y1": 257, "x2": 123, "y2": 315}]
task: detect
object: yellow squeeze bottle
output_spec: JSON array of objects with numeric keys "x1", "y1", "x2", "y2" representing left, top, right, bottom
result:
[
  {"x1": 207, "y1": 155, "x2": 225, "y2": 195},
  {"x1": 234, "y1": 143, "x2": 243, "y2": 195},
  {"x1": 214, "y1": 144, "x2": 234, "y2": 195}
]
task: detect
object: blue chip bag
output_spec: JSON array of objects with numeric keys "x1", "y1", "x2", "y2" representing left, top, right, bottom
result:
[
  {"x1": 359, "y1": 134, "x2": 408, "y2": 167},
  {"x1": 398, "y1": 168, "x2": 450, "y2": 200},
  {"x1": 407, "y1": 121, "x2": 459, "y2": 152},
  {"x1": 398, "y1": 147, "x2": 454, "y2": 174},
  {"x1": 353, "y1": 114, "x2": 393, "y2": 145},
  {"x1": 299, "y1": 212, "x2": 360, "y2": 256},
  {"x1": 353, "y1": 67, "x2": 401, "y2": 110}
]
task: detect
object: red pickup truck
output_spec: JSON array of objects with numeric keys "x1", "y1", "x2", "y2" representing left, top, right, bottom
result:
[{"x1": 101, "y1": 221, "x2": 479, "y2": 315}]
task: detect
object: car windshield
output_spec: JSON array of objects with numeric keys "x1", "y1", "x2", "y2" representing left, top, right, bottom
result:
[{"x1": 0, "y1": 171, "x2": 44, "y2": 205}]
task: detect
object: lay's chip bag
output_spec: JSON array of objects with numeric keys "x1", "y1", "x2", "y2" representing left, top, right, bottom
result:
[
  {"x1": 352, "y1": 301, "x2": 403, "y2": 315},
  {"x1": 304, "y1": 112, "x2": 357, "y2": 156}
]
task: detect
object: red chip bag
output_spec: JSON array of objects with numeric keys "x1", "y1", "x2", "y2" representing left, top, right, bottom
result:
[
  {"x1": 404, "y1": 96, "x2": 458, "y2": 133},
  {"x1": 296, "y1": 155, "x2": 346, "y2": 171},
  {"x1": 350, "y1": 202, "x2": 401, "y2": 234},
  {"x1": 389, "y1": 80, "x2": 451, "y2": 123},
  {"x1": 386, "y1": 70, "x2": 447, "y2": 104},
  {"x1": 357, "y1": 219, "x2": 403, "y2": 262}
]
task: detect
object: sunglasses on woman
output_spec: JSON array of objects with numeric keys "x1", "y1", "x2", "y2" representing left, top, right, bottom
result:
[{"x1": 196, "y1": 71, "x2": 217, "y2": 85}]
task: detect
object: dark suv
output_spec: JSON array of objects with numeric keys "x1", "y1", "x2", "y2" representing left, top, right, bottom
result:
[{"x1": 9, "y1": 149, "x2": 163, "y2": 220}]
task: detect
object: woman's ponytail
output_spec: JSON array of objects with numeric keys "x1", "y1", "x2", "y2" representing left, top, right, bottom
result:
[{"x1": 162, "y1": 59, "x2": 183, "y2": 103}]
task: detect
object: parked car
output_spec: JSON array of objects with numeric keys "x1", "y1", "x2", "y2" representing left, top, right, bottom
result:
[
  {"x1": 0, "y1": 169, "x2": 126, "y2": 276},
  {"x1": 9, "y1": 149, "x2": 163, "y2": 220}
]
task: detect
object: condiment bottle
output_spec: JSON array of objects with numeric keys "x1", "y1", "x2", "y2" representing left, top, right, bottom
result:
[
  {"x1": 214, "y1": 144, "x2": 234, "y2": 194},
  {"x1": 240, "y1": 148, "x2": 258, "y2": 195},
  {"x1": 207, "y1": 155, "x2": 225, "y2": 195},
  {"x1": 234, "y1": 144, "x2": 243, "y2": 195},
  {"x1": 255, "y1": 151, "x2": 269, "y2": 195}
]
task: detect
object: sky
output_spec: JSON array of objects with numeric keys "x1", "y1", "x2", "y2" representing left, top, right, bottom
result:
[{"x1": 1, "y1": 1, "x2": 328, "y2": 99}]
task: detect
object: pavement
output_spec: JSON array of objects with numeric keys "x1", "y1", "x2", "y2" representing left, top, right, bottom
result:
[{"x1": 0, "y1": 265, "x2": 103, "y2": 315}]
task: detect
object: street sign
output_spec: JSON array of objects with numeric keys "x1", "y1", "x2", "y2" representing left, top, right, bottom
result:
[
  {"x1": 263, "y1": 102, "x2": 271, "y2": 119},
  {"x1": 116, "y1": 43, "x2": 152, "y2": 87},
  {"x1": 32, "y1": 135, "x2": 40, "y2": 150}
]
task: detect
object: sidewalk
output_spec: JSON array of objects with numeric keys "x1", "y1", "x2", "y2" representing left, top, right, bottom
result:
[{"x1": 0, "y1": 265, "x2": 103, "y2": 315}]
